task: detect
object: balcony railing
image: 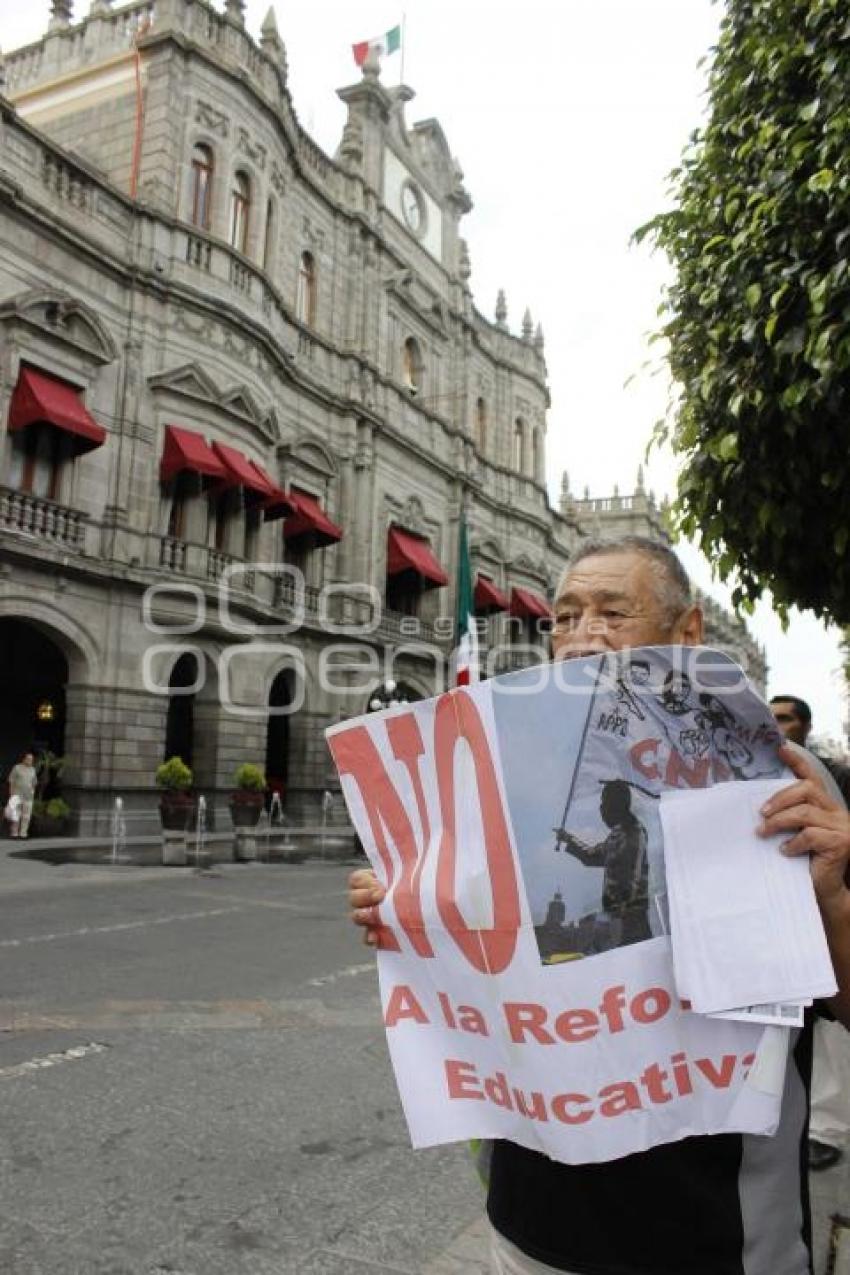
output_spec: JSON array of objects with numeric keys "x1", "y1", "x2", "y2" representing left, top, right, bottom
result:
[
  {"x1": 159, "y1": 536, "x2": 187, "y2": 572},
  {"x1": 0, "y1": 487, "x2": 88, "y2": 550},
  {"x1": 374, "y1": 608, "x2": 453, "y2": 648},
  {"x1": 207, "y1": 549, "x2": 234, "y2": 581},
  {"x1": 273, "y1": 575, "x2": 321, "y2": 618}
]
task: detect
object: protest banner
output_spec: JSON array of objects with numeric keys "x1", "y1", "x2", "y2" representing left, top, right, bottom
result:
[{"x1": 327, "y1": 646, "x2": 794, "y2": 1165}]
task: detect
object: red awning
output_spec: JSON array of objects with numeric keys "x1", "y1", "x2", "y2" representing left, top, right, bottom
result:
[
  {"x1": 387, "y1": 527, "x2": 448, "y2": 588},
  {"x1": 283, "y1": 489, "x2": 343, "y2": 547},
  {"x1": 510, "y1": 586, "x2": 551, "y2": 620},
  {"x1": 247, "y1": 461, "x2": 294, "y2": 522},
  {"x1": 160, "y1": 425, "x2": 227, "y2": 482},
  {"x1": 8, "y1": 367, "x2": 106, "y2": 454},
  {"x1": 211, "y1": 442, "x2": 271, "y2": 497},
  {"x1": 474, "y1": 575, "x2": 509, "y2": 613}
]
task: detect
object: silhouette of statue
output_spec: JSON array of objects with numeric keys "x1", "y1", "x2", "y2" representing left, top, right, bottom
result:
[{"x1": 553, "y1": 779, "x2": 650, "y2": 951}]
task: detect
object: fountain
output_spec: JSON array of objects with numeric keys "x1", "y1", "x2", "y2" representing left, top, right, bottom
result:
[
  {"x1": 267, "y1": 791, "x2": 299, "y2": 860},
  {"x1": 268, "y1": 791, "x2": 283, "y2": 828},
  {"x1": 193, "y1": 794, "x2": 209, "y2": 871},
  {"x1": 320, "y1": 790, "x2": 333, "y2": 859},
  {"x1": 256, "y1": 805, "x2": 271, "y2": 862},
  {"x1": 110, "y1": 796, "x2": 129, "y2": 865}
]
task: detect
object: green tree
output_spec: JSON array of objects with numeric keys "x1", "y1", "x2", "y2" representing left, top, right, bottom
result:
[{"x1": 638, "y1": 0, "x2": 850, "y2": 623}]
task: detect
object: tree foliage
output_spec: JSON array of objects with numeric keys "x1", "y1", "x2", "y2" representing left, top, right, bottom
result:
[{"x1": 639, "y1": 0, "x2": 850, "y2": 622}]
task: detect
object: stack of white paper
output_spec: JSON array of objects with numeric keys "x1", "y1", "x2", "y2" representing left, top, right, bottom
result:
[{"x1": 660, "y1": 778, "x2": 837, "y2": 1021}]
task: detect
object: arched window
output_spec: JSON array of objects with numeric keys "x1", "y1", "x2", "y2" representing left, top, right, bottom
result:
[
  {"x1": 190, "y1": 143, "x2": 214, "y2": 229},
  {"x1": 262, "y1": 198, "x2": 276, "y2": 272},
  {"x1": 531, "y1": 427, "x2": 540, "y2": 480},
  {"x1": 476, "y1": 397, "x2": 487, "y2": 452},
  {"x1": 403, "y1": 337, "x2": 423, "y2": 394},
  {"x1": 296, "y1": 251, "x2": 316, "y2": 325},
  {"x1": 228, "y1": 171, "x2": 251, "y2": 253},
  {"x1": 514, "y1": 418, "x2": 526, "y2": 473}
]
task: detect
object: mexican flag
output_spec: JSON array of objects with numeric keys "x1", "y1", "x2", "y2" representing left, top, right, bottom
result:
[
  {"x1": 352, "y1": 24, "x2": 401, "y2": 67},
  {"x1": 454, "y1": 515, "x2": 479, "y2": 686}
]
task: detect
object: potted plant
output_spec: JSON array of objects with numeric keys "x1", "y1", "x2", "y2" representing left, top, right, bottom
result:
[
  {"x1": 229, "y1": 763, "x2": 266, "y2": 828},
  {"x1": 155, "y1": 756, "x2": 195, "y2": 830}
]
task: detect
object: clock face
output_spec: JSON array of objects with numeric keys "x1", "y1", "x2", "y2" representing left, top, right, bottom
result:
[{"x1": 401, "y1": 181, "x2": 425, "y2": 235}]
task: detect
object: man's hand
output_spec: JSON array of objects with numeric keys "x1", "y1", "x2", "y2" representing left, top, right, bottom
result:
[
  {"x1": 758, "y1": 744, "x2": 850, "y2": 917},
  {"x1": 348, "y1": 867, "x2": 387, "y2": 947}
]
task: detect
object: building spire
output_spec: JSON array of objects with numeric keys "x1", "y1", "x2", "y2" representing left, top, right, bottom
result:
[
  {"x1": 260, "y1": 7, "x2": 280, "y2": 49},
  {"x1": 522, "y1": 308, "x2": 533, "y2": 342},
  {"x1": 223, "y1": 0, "x2": 246, "y2": 27},
  {"x1": 534, "y1": 322, "x2": 545, "y2": 352},
  {"x1": 495, "y1": 289, "x2": 507, "y2": 329},
  {"x1": 260, "y1": 6, "x2": 286, "y2": 71},
  {"x1": 48, "y1": 0, "x2": 73, "y2": 32},
  {"x1": 559, "y1": 471, "x2": 572, "y2": 514}
]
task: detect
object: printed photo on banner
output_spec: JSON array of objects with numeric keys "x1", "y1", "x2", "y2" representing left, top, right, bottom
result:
[{"x1": 488, "y1": 647, "x2": 785, "y2": 966}]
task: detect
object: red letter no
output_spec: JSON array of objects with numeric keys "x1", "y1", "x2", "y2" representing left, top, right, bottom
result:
[{"x1": 434, "y1": 692, "x2": 521, "y2": 974}]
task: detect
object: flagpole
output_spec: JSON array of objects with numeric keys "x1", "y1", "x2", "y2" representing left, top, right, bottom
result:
[{"x1": 400, "y1": 11, "x2": 407, "y2": 84}]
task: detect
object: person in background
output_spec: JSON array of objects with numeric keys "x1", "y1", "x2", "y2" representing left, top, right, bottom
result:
[
  {"x1": 7, "y1": 750, "x2": 37, "y2": 839},
  {"x1": 770, "y1": 694, "x2": 850, "y2": 805},
  {"x1": 771, "y1": 693, "x2": 850, "y2": 1172}
]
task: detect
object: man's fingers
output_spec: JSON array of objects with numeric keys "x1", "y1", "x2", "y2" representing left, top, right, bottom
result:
[
  {"x1": 760, "y1": 778, "x2": 833, "y2": 819},
  {"x1": 353, "y1": 903, "x2": 381, "y2": 925},
  {"x1": 349, "y1": 867, "x2": 378, "y2": 889},
  {"x1": 760, "y1": 802, "x2": 840, "y2": 837},
  {"x1": 778, "y1": 742, "x2": 819, "y2": 782},
  {"x1": 347, "y1": 866, "x2": 386, "y2": 911},
  {"x1": 350, "y1": 884, "x2": 384, "y2": 905}
]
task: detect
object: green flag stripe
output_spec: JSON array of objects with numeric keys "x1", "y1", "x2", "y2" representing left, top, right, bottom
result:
[
  {"x1": 386, "y1": 25, "x2": 401, "y2": 54},
  {"x1": 456, "y1": 516, "x2": 474, "y2": 639}
]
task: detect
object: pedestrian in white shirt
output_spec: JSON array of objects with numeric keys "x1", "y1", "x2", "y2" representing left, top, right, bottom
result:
[{"x1": 7, "y1": 751, "x2": 37, "y2": 839}]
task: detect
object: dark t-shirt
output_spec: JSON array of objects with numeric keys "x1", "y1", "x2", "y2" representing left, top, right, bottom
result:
[
  {"x1": 487, "y1": 1016, "x2": 815, "y2": 1275},
  {"x1": 815, "y1": 753, "x2": 850, "y2": 809}
]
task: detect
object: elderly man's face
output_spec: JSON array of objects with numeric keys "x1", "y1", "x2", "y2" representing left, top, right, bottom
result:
[{"x1": 551, "y1": 551, "x2": 703, "y2": 660}]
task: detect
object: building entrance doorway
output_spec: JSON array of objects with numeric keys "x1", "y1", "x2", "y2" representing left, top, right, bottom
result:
[
  {"x1": 0, "y1": 618, "x2": 67, "y2": 786},
  {"x1": 265, "y1": 668, "x2": 294, "y2": 808},
  {"x1": 164, "y1": 652, "x2": 198, "y2": 768}
]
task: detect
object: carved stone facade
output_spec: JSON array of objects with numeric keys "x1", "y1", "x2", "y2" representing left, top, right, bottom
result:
[{"x1": 0, "y1": 0, "x2": 763, "y2": 833}]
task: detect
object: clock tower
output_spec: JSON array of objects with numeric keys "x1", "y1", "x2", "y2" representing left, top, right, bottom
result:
[{"x1": 336, "y1": 49, "x2": 472, "y2": 275}]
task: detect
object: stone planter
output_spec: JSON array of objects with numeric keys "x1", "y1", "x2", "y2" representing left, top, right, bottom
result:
[
  {"x1": 161, "y1": 831, "x2": 188, "y2": 867},
  {"x1": 233, "y1": 828, "x2": 258, "y2": 862},
  {"x1": 228, "y1": 792, "x2": 264, "y2": 829},
  {"x1": 159, "y1": 793, "x2": 197, "y2": 832}
]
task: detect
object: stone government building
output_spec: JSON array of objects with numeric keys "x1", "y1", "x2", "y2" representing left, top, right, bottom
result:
[{"x1": 0, "y1": 0, "x2": 765, "y2": 833}]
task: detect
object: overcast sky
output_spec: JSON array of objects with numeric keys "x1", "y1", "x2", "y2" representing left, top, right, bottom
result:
[{"x1": 5, "y1": 0, "x2": 847, "y2": 742}]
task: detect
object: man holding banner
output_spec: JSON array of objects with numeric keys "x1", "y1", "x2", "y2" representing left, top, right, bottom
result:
[{"x1": 347, "y1": 536, "x2": 850, "y2": 1275}]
